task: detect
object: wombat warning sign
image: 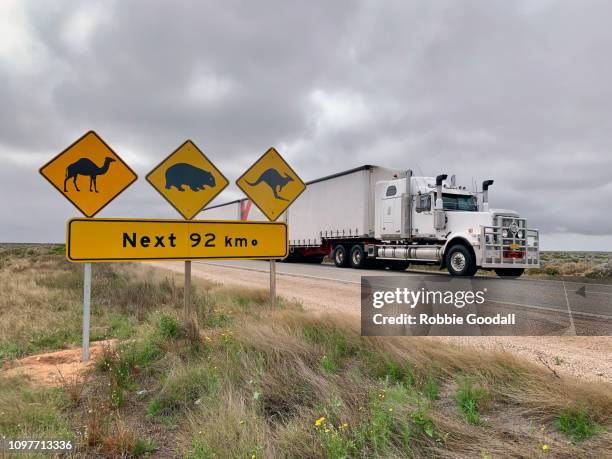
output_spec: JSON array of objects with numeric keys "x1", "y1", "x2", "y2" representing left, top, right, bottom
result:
[{"x1": 146, "y1": 140, "x2": 229, "y2": 219}]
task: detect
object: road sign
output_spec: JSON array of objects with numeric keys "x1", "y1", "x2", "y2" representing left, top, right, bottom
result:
[
  {"x1": 146, "y1": 140, "x2": 229, "y2": 220},
  {"x1": 39, "y1": 131, "x2": 137, "y2": 217},
  {"x1": 66, "y1": 218, "x2": 288, "y2": 261},
  {"x1": 236, "y1": 147, "x2": 305, "y2": 221}
]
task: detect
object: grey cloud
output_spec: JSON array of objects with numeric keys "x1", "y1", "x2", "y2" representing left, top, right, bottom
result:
[{"x1": 1, "y1": 0, "x2": 611, "y2": 248}]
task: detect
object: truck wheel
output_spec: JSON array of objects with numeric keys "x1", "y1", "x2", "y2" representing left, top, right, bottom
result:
[
  {"x1": 494, "y1": 268, "x2": 524, "y2": 278},
  {"x1": 446, "y1": 245, "x2": 477, "y2": 276},
  {"x1": 349, "y1": 245, "x2": 366, "y2": 269},
  {"x1": 333, "y1": 245, "x2": 349, "y2": 268}
]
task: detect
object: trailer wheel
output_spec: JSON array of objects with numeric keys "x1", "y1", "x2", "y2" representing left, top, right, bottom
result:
[
  {"x1": 333, "y1": 245, "x2": 349, "y2": 268},
  {"x1": 446, "y1": 245, "x2": 477, "y2": 276},
  {"x1": 349, "y1": 245, "x2": 366, "y2": 269},
  {"x1": 494, "y1": 268, "x2": 524, "y2": 278}
]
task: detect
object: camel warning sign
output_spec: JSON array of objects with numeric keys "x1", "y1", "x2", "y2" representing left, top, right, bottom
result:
[
  {"x1": 236, "y1": 147, "x2": 305, "y2": 221},
  {"x1": 146, "y1": 140, "x2": 229, "y2": 220},
  {"x1": 39, "y1": 131, "x2": 137, "y2": 217}
]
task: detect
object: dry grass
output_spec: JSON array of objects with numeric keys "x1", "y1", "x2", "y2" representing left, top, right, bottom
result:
[{"x1": 0, "y1": 246, "x2": 610, "y2": 457}]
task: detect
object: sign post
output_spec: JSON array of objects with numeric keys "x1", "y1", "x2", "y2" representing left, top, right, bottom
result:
[
  {"x1": 184, "y1": 260, "x2": 192, "y2": 327},
  {"x1": 146, "y1": 140, "x2": 229, "y2": 330},
  {"x1": 236, "y1": 147, "x2": 305, "y2": 305},
  {"x1": 82, "y1": 263, "x2": 92, "y2": 361},
  {"x1": 40, "y1": 131, "x2": 137, "y2": 361},
  {"x1": 269, "y1": 260, "x2": 276, "y2": 307}
]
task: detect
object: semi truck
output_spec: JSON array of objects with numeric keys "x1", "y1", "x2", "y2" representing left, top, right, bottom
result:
[{"x1": 202, "y1": 165, "x2": 540, "y2": 277}]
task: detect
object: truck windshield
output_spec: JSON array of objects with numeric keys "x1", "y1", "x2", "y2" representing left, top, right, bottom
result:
[{"x1": 442, "y1": 194, "x2": 477, "y2": 211}]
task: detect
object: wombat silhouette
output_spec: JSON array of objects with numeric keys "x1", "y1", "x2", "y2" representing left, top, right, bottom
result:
[
  {"x1": 246, "y1": 168, "x2": 294, "y2": 201},
  {"x1": 64, "y1": 157, "x2": 116, "y2": 192},
  {"x1": 165, "y1": 163, "x2": 215, "y2": 192}
]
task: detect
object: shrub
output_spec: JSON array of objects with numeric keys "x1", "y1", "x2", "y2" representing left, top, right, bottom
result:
[
  {"x1": 585, "y1": 261, "x2": 612, "y2": 280},
  {"x1": 555, "y1": 404, "x2": 604, "y2": 442},
  {"x1": 454, "y1": 377, "x2": 490, "y2": 425},
  {"x1": 156, "y1": 314, "x2": 180, "y2": 339}
]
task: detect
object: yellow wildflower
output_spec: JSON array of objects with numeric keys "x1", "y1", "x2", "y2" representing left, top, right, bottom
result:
[
  {"x1": 542, "y1": 444, "x2": 550, "y2": 452},
  {"x1": 314, "y1": 416, "x2": 325, "y2": 427}
]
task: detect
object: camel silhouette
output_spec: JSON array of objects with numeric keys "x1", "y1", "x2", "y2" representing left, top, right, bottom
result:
[{"x1": 64, "y1": 157, "x2": 116, "y2": 192}]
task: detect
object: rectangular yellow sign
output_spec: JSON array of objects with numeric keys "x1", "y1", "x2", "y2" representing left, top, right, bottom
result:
[{"x1": 67, "y1": 218, "x2": 288, "y2": 262}]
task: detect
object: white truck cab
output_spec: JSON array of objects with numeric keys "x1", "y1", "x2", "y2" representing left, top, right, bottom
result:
[{"x1": 372, "y1": 171, "x2": 539, "y2": 276}]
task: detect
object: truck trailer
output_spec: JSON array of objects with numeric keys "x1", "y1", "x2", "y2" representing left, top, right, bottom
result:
[{"x1": 202, "y1": 165, "x2": 540, "y2": 277}]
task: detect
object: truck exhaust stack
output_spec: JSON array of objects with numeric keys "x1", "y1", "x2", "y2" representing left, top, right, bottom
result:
[
  {"x1": 482, "y1": 180, "x2": 494, "y2": 212},
  {"x1": 434, "y1": 174, "x2": 448, "y2": 230}
]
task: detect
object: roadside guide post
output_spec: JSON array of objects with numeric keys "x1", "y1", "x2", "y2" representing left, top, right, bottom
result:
[
  {"x1": 39, "y1": 131, "x2": 137, "y2": 361},
  {"x1": 146, "y1": 140, "x2": 228, "y2": 329},
  {"x1": 236, "y1": 147, "x2": 306, "y2": 306}
]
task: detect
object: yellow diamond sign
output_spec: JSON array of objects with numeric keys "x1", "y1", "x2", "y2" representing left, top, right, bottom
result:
[
  {"x1": 39, "y1": 131, "x2": 137, "y2": 217},
  {"x1": 146, "y1": 140, "x2": 229, "y2": 220},
  {"x1": 236, "y1": 147, "x2": 305, "y2": 221}
]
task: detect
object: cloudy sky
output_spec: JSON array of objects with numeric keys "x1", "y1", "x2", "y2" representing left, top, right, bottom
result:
[{"x1": 1, "y1": 0, "x2": 611, "y2": 250}]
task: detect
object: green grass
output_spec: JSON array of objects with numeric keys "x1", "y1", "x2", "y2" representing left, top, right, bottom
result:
[
  {"x1": 0, "y1": 376, "x2": 74, "y2": 439},
  {"x1": 147, "y1": 365, "x2": 219, "y2": 417},
  {"x1": 1, "y1": 248, "x2": 610, "y2": 457},
  {"x1": 455, "y1": 377, "x2": 490, "y2": 425},
  {"x1": 555, "y1": 404, "x2": 605, "y2": 442}
]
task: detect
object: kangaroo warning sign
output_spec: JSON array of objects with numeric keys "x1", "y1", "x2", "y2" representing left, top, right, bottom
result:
[
  {"x1": 146, "y1": 140, "x2": 229, "y2": 220},
  {"x1": 236, "y1": 147, "x2": 305, "y2": 221},
  {"x1": 39, "y1": 131, "x2": 138, "y2": 217},
  {"x1": 66, "y1": 218, "x2": 288, "y2": 261}
]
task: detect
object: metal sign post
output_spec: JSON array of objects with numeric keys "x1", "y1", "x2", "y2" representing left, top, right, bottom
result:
[
  {"x1": 82, "y1": 263, "x2": 92, "y2": 362},
  {"x1": 269, "y1": 260, "x2": 276, "y2": 307},
  {"x1": 184, "y1": 260, "x2": 192, "y2": 324}
]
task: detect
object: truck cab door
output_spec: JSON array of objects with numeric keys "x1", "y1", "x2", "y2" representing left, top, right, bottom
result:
[
  {"x1": 412, "y1": 192, "x2": 435, "y2": 238},
  {"x1": 381, "y1": 183, "x2": 402, "y2": 237}
]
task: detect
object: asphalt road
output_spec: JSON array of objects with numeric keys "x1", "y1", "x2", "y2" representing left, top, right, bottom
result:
[{"x1": 193, "y1": 259, "x2": 612, "y2": 335}]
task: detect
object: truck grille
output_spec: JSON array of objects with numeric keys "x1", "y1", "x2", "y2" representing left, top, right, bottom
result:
[{"x1": 482, "y1": 216, "x2": 539, "y2": 267}]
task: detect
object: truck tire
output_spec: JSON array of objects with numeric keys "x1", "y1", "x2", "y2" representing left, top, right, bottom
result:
[
  {"x1": 349, "y1": 245, "x2": 367, "y2": 269},
  {"x1": 333, "y1": 245, "x2": 349, "y2": 268},
  {"x1": 494, "y1": 268, "x2": 524, "y2": 278},
  {"x1": 446, "y1": 245, "x2": 477, "y2": 277}
]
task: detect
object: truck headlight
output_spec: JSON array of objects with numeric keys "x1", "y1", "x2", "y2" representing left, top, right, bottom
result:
[
  {"x1": 517, "y1": 230, "x2": 524, "y2": 239},
  {"x1": 502, "y1": 229, "x2": 508, "y2": 238}
]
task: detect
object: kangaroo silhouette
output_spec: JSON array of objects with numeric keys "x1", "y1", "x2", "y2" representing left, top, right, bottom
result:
[
  {"x1": 246, "y1": 168, "x2": 294, "y2": 201},
  {"x1": 64, "y1": 157, "x2": 116, "y2": 192}
]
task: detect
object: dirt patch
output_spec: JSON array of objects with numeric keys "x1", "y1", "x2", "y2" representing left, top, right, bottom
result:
[{"x1": 1, "y1": 339, "x2": 116, "y2": 386}]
